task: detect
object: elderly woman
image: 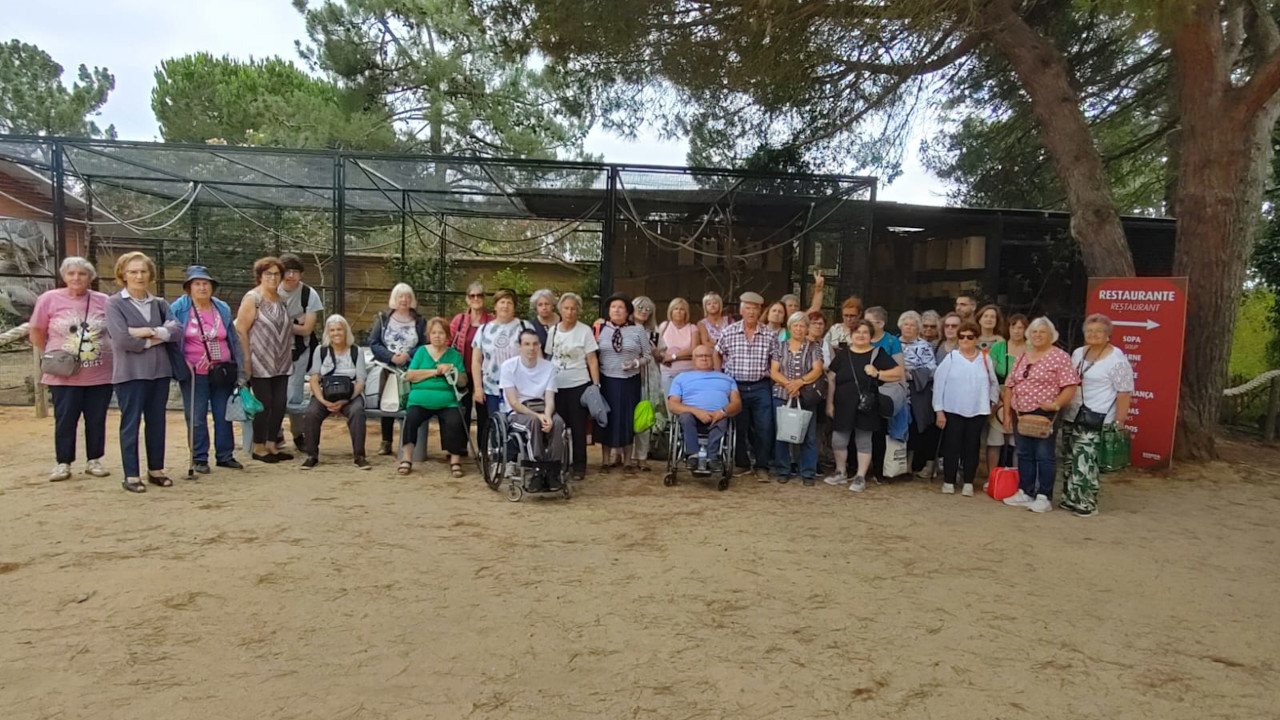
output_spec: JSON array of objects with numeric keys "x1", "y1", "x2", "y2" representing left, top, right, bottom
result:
[
  {"x1": 898, "y1": 310, "x2": 939, "y2": 478},
  {"x1": 780, "y1": 269, "x2": 826, "y2": 319},
  {"x1": 546, "y1": 292, "x2": 599, "y2": 481},
  {"x1": 30, "y1": 256, "x2": 114, "y2": 482},
  {"x1": 920, "y1": 310, "x2": 942, "y2": 346},
  {"x1": 368, "y1": 282, "x2": 427, "y2": 455},
  {"x1": 697, "y1": 291, "x2": 730, "y2": 347},
  {"x1": 932, "y1": 321, "x2": 1000, "y2": 496},
  {"x1": 105, "y1": 251, "x2": 182, "y2": 493},
  {"x1": 769, "y1": 312, "x2": 824, "y2": 485},
  {"x1": 529, "y1": 288, "x2": 559, "y2": 349},
  {"x1": 450, "y1": 280, "x2": 494, "y2": 450},
  {"x1": 823, "y1": 296, "x2": 864, "y2": 353},
  {"x1": 824, "y1": 320, "x2": 902, "y2": 492},
  {"x1": 657, "y1": 296, "x2": 698, "y2": 393},
  {"x1": 301, "y1": 315, "x2": 369, "y2": 470},
  {"x1": 471, "y1": 288, "x2": 534, "y2": 441},
  {"x1": 598, "y1": 293, "x2": 653, "y2": 472},
  {"x1": 172, "y1": 265, "x2": 245, "y2": 474},
  {"x1": 399, "y1": 317, "x2": 468, "y2": 477},
  {"x1": 1002, "y1": 317, "x2": 1080, "y2": 513},
  {"x1": 935, "y1": 312, "x2": 962, "y2": 357},
  {"x1": 1060, "y1": 314, "x2": 1134, "y2": 516},
  {"x1": 632, "y1": 295, "x2": 666, "y2": 471},
  {"x1": 237, "y1": 256, "x2": 295, "y2": 464}
]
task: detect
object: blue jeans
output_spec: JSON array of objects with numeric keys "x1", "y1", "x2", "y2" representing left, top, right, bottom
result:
[
  {"x1": 678, "y1": 412, "x2": 729, "y2": 457},
  {"x1": 771, "y1": 396, "x2": 817, "y2": 479},
  {"x1": 179, "y1": 374, "x2": 235, "y2": 464},
  {"x1": 1017, "y1": 432, "x2": 1057, "y2": 499},
  {"x1": 116, "y1": 377, "x2": 170, "y2": 478},
  {"x1": 737, "y1": 379, "x2": 774, "y2": 470}
]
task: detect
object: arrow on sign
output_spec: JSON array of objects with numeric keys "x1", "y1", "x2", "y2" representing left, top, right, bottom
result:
[{"x1": 1113, "y1": 319, "x2": 1160, "y2": 330}]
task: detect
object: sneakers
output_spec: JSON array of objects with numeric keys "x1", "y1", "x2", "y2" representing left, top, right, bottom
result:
[
  {"x1": 1072, "y1": 507, "x2": 1097, "y2": 518},
  {"x1": 1027, "y1": 494, "x2": 1053, "y2": 513},
  {"x1": 216, "y1": 459, "x2": 245, "y2": 470},
  {"x1": 823, "y1": 472, "x2": 848, "y2": 486},
  {"x1": 353, "y1": 456, "x2": 372, "y2": 470},
  {"x1": 84, "y1": 459, "x2": 110, "y2": 477},
  {"x1": 914, "y1": 461, "x2": 936, "y2": 480},
  {"x1": 1003, "y1": 489, "x2": 1033, "y2": 506},
  {"x1": 941, "y1": 482, "x2": 955, "y2": 495},
  {"x1": 49, "y1": 463, "x2": 71, "y2": 482},
  {"x1": 961, "y1": 483, "x2": 974, "y2": 497},
  {"x1": 754, "y1": 468, "x2": 770, "y2": 483},
  {"x1": 378, "y1": 441, "x2": 394, "y2": 456},
  {"x1": 848, "y1": 475, "x2": 867, "y2": 492},
  {"x1": 301, "y1": 456, "x2": 318, "y2": 469},
  {"x1": 802, "y1": 477, "x2": 815, "y2": 487},
  {"x1": 506, "y1": 461, "x2": 520, "y2": 478},
  {"x1": 193, "y1": 462, "x2": 211, "y2": 475}
]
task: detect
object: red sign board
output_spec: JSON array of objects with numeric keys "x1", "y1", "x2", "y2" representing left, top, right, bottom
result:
[{"x1": 1085, "y1": 277, "x2": 1188, "y2": 469}]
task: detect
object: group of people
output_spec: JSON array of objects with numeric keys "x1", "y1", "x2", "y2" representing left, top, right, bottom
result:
[{"x1": 31, "y1": 254, "x2": 1133, "y2": 516}]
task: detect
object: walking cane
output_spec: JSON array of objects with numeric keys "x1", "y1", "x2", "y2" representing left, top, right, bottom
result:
[{"x1": 443, "y1": 366, "x2": 482, "y2": 466}]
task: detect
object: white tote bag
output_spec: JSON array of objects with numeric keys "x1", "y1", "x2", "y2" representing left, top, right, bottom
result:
[
  {"x1": 379, "y1": 367, "x2": 404, "y2": 413},
  {"x1": 883, "y1": 437, "x2": 909, "y2": 478},
  {"x1": 775, "y1": 398, "x2": 813, "y2": 444}
]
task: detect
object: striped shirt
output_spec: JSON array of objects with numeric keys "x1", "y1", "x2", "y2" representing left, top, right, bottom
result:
[
  {"x1": 246, "y1": 289, "x2": 293, "y2": 378},
  {"x1": 716, "y1": 320, "x2": 777, "y2": 383},
  {"x1": 770, "y1": 338, "x2": 822, "y2": 400},
  {"x1": 597, "y1": 323, "x2": 651, "y2": 378}
]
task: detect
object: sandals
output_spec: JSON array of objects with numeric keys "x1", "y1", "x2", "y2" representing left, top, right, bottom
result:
[
  {"x1": 397, "y1": 461, "x2": 413, "y2": 476},
  {"x1": 450, "y1": 463, "x2": 464, "y2": 478},
  {"x1": 121, "y1": 479, "x2": 147, "y2": 493},
  {"x1": 147, "y1": 474, "x2": 173, "y2": 488}
]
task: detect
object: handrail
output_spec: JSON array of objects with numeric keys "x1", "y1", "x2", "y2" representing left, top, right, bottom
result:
[
  {"x1": 1223, "y1": 369, "x2": 1280, "y2": 396},
  {"x1": 0, "y1": 322, "x2": 30, "y2": 349}
]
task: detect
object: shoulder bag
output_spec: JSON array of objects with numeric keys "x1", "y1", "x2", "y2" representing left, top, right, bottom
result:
[
  {"x1": 40, "y1": 292, "x2": 92, "y2": 377},
  {"x1": 1072, "y1": 350, "x2": 1114, "y2": 431},
  {"x1": 193, "y1": 307, "x2": 238, "y2": 388},
  {"x1": 319, "y1": 346, "x2": 358, "y2": 401}
]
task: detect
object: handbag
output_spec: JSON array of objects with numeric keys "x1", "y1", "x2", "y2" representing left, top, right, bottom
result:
[
  {"x1": 40, "y1": 292, "x2": 92, "y2": 377},
  {"x1": 775, "y1": 397, "x2": 812, "y2": 444},
  {"x1": 226, "y1": 385, "x2": 263, "y2": 422},
  {"x1": 1072, "y1": 352, "x2": 1113, "y2": 432},
  {"x1": 1015, "y1": 411, "x2": 1057, "y2": 439},
  {"x1": 1100, "y1": 424, "x2": 1131, "y2": 473},
  {"x1": 799, "y1": 381, "x2": 825, "y2": 410},
  {"x1": 378, "y1": 366, "x2": 407, "y2": 413},
  {"x1": 192, "y1": 306, "x2": 237, "y2": 388},
  {"x1": 986, "y1": 445, "x2": 1020, "y2": 500},
  {"x1": 319, "y1": 346, "x2": 357, "y2": 401},
  {"x1": 882, "y1": 437, "x2": 908, "y2": 477}
]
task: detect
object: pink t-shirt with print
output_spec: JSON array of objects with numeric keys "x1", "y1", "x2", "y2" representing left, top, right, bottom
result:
[
  {"x1": 1006, "y1": 346, "x2": 1080, "y2": 413},
  {"x1": 30, "y1": 288, "x2": 114, "y2": 386},
  {"x1": 182, "y1": 308, "x2": 231, "y2": 375}
]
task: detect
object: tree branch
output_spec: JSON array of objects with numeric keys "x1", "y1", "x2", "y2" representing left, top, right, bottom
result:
[{"x1": 1234, "y1": 48, "x2": 1280, "y2": 117}]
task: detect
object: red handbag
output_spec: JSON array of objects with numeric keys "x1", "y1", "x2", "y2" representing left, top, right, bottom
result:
[{"x1": 986, "y1": 445, "x2": 1019, "y2": 500}]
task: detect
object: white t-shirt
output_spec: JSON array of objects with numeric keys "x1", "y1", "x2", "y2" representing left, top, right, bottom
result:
[
  {"x1": 546, "y1": 322, "x2": 598, "y2": 389},
  {"x1": 499, "y1": 356, "x2": 558, "y2": 407},
  {"x1": 1068, "y1": 346, "x2": 1135, "y2": 424},
  {"x1": 278, "y1": 282, "x2": 324, "y2": 322}
]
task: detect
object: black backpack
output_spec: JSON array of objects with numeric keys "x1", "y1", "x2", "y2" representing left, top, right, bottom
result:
[{"x1": 291, "y1": 285, "x2": 321, "y2": 369}]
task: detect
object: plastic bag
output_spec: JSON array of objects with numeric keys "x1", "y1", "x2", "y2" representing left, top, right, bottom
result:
[
  {"x1": 775, "y1": 399, "x2": 813, "y2": 444},
  {"x1": 882, "y1": 437, "x2": 908, "y2": 477},
  {"x1": 226, "y1": 386, "x2": 263, "y2": 422}
]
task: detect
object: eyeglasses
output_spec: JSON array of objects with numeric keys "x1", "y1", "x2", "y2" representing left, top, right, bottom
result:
[
  {"x1": 922, "y1": 324, "x2": 937, "y2": 328},
  {"x1": 467, "y1": 293, "x2": 485, "y2": 299},
  {"x1": 958, "y1": 333, "x2": 977, "y2": 340},
  {"x1": 261, "y1": 271, "x2": 281, "y2": 278},
  {"x1": 944, "y1": 323, "x2": 960, "y2": 329}
]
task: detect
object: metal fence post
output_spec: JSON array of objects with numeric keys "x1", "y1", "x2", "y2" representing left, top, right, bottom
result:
[
  {"x1": 50, "y1": 141, "x2": 67, "y2": 276},
  {"x1": 600, "y1": 166, "x2": 617, "y2": 317},
  {"x1": 1266, "y1": 375, "x2": 1280, "y2": 442},
  {"x1": 333, "y1": 153, "x2": 347, "y2": 315}
]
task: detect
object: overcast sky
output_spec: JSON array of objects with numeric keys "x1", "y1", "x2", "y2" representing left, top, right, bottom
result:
[{"x1": 8, "y1": 0, "x2": 945, "y2": 204}]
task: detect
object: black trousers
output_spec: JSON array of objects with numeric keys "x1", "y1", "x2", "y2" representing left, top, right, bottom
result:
[
  {"x1": 464, "y1": 388, "x2": 490, "y2": 451},
  {"x1": 555, "y1": 382, "x2": 590, "y2": 473},
  {"x1": 941, "y1": 412, "x2": 985, "y2": 485},
  {"x1": 910, "y1": 421, "x2": 941, "y2": 472},
  {"x1": 250, "y1": 374, "x2": 289, "y2": 445},
  {"x1": 51, "y1": 383, "x2": 113, "y2": 464},
  {"x1": 401, "y1": 405, "x2": 467, "y2": 456}
]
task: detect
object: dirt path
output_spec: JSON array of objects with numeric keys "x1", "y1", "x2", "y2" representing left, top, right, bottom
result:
[{"x1": 1, "y1": 407, "x2": 1277, "y2": 719}]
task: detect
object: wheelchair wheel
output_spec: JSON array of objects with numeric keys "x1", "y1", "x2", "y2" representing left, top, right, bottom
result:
[
  {"x1": 506, "y1": 480, "x2": 523, "y2": 502},
  {"x1": 717, "y1": 477, "x2": 730, "y2": 491},
  {"x1": 483, "y1": 419, "x2": 506, "y2": 492},
  {"x1": 663, "y1": 471, "x2": 676, "y2": 487}
]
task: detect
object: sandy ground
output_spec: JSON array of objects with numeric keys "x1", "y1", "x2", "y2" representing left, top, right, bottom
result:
[{"x1": 1, "y1": 406, "x2": 1278, "y2": 720}]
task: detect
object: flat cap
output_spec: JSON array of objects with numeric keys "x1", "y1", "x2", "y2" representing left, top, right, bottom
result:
[{"x1": 739, "y1": 291, "x2": 765, "y2": 305}]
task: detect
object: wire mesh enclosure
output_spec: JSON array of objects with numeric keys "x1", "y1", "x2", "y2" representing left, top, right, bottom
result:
[{"x1": 0, "y1": 136, "x2": 875, "y2": 333}]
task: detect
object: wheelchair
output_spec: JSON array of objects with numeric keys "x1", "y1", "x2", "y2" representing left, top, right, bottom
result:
[
  {"x1": 480, "y1": 411, "x2": 573, "y2": 502},
  {"x1": 662, "y1": 414, "x2": 736, "y2": 491}
]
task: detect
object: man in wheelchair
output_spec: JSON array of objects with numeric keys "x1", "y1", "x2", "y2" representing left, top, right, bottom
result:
[
  {"x1": 666, "y1": 344, "x2": 742, "y2": 475},
  {"x1": 500, "y1": 329, "x2": 567, "y2": 490}
]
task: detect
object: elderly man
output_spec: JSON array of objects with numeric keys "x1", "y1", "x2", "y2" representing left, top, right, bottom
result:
[
  {"x1": 667, "y1": 345, "x2": 741, "y2": 473},
  {"x1": 714, "y1": 291, "x2": 777, "y2": 481}
]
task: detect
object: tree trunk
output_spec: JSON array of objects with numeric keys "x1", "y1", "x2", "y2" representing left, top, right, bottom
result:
[
  {"x1": 980, "y1": 0, "x2": 1135, "y2": 278},
  {"x1": 1169, "y1": 7, "x2": 1280, "y2": 461}
]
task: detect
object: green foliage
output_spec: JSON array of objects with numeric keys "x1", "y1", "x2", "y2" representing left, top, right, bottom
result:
[
  {"x1": 152, "y1": 53, "x2": 397, "y2": 149},
  {"x1": 388, "y1": 251, "x2": 449, "y2": 301},
  {"x1": 294, "y1": 0, "x2": 594, "y2": 159},
  {"x1": 489, "y1": 265, "x2": 536, "y2": 298},
  {"x1": 0, "y1": 40, "x2": 115, "y2": 137},
  {"x1": 1229, "y1": 289, "x2": 1276, "y2": 379},
  {"x1": 920, "y1": 7, "x2": 1170, "y2": 213}
]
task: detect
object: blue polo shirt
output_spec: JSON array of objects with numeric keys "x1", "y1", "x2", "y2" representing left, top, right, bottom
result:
[{"x1": 668, "y1": 370, "x2": 738, "y2": 411}]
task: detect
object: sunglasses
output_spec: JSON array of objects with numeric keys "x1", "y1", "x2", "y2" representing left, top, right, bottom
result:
[
  {"x1": 922, "y1": 324, "x2": 937, "y2": 328},
  {"x1": 467, "y1": 293, "x2": 485, "y2": 299},
  {"x1": 958, "y1": 333, "x2": 977, "y2": 340},
  {"x1": 1023, "y1": 362, "x2": 1035, "y2": 379}
]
